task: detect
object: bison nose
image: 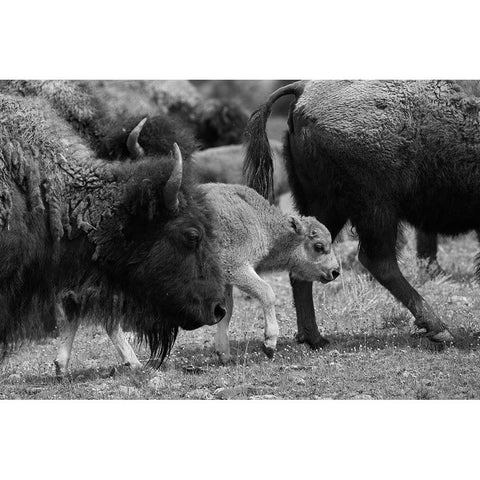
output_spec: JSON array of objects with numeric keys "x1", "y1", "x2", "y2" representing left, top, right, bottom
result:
[
  {"x1": 213, "y1": 303, "x2": 227, "y2": 322},
  {"x1": 331, "y1": 269, "x2": 340, "y2": 280}
]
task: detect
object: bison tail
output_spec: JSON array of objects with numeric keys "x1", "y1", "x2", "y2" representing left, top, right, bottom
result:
[
  {"x1": 243, "y1": 81, "x2": 305, "y2": 203},
  {"x1": 475, "y1": 251, "x2": 480, "y2": 283}
]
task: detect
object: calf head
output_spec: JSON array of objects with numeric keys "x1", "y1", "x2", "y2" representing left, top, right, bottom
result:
[{"x1": 288, "y1": 216, "x2": 340, "y2": 283}]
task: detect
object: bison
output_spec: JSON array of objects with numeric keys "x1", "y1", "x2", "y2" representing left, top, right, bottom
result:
[
  {"x1": 200, "y1": 183, "x2": 339, "y2": 362},
  {"x1": 0, "y1": 91, "x2": 227, "y2": 370},
  {"x1": 244, "y1": 80, "x2": 480, "y2": 348},
  {"x1": 77, "y1": 80, "x2": 249, "y2": 150}
]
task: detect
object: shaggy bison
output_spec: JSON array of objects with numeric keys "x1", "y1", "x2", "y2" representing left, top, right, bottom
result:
[
  {"x1": 200, "y1": 183, "x2": 339, "y2": 362},
  {"x1": 0, "y1": 92, "x2": 227, "y2": 369},
  {"x1": 244, "y1": 80, "x2": 480, "y2": 348}
]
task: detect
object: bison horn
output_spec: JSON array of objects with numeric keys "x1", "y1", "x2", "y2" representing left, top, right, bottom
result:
[
  {"x1": 127, "y1": 117, "x2": 147, "y2": 159},
  {"x1": 164, "y1": 143, "x2": 183, "y2": 212}
]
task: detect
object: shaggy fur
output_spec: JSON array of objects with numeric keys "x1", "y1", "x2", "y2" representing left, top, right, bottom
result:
[
  {"x1": 3, "y1": 81, "x2": 248, "y2": 161},
  {"x1": 193, "y1": 99, "x2": 248, "y2": 148},
  {"x1": 0, "y1": 81, "x2": 200, "y2": 162},
  {"x1": 0, "y1": 92, "x2": 226, "y2": 364},
  {"x1": 245, "y1": 80, "x2": 480, "y2": 347},
  {"x1": 97, "y1": 114, "x2": 199, "y2": 161},
  {"x1": 199, "y1": 183, "x2": 339, "y2": 360},
  {"x1": 193, "y1": 140, "x2": 289, "y2": 203}
]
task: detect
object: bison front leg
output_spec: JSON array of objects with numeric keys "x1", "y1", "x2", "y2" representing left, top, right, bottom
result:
[
  {"x1": 54, "y1": 301, "x2": 80, "y2": 377},
  {"x1": 106, "y1": 321, "x2": 141, "y2": 368},
  {"x1": 358, "y1": 234, "x2": 454, "y2": 344},
  {"x1": 234, "y1": 265, "x2": 279, "y2": 359},
  {"x1": 214, "y1": 284, "x2": 234, "y2": 363}
]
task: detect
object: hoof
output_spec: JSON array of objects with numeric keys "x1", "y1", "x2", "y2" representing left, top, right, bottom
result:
[
  {"x1": 430, "y1": 329, "x2": 455, "y2": 343},
  {"x1": 262, "y1": 344, "x2": 275, "y2": 359},
  {"x1": 216, "y1": 351, "x2": 231, "y2": 365},
  {"x1": 295, "y1": 332, "x2": 330, "y2": 350},
  {"x1": 54, "y1": 360, "x2": 66, "y2": 379}
]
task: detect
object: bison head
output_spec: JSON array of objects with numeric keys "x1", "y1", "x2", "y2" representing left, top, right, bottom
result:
[
  {"x1": 287, "y1": 216, "x2": 340, "y2": 283},
  {"x1": 93, "y1": 144, "x2": 227, "y2": 360}
]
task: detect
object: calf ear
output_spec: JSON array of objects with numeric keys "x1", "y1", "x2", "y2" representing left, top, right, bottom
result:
[{"x1": 289, "y1": 215, "x2": 305, "y2": 236}]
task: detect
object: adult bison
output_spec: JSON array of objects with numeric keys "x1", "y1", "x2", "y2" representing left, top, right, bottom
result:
[
  {"x1": 0, "y1": 91, "x2": 227, "y2": 366},
  {"x1": 244, "y1": 80, "x2": 480, "y2": 348}
]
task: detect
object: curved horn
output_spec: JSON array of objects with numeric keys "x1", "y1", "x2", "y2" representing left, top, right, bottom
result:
[
  {"x1": 126, "y1": 117, "x2": 147, "y2": 159},
  {"x1": 163, "y1": 143, "x2": 183, "y2": 212}
]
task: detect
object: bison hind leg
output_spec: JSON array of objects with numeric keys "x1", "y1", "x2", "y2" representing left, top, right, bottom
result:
[{"x1": 357, "y1": 223, "x2": 454, "y2": 345}]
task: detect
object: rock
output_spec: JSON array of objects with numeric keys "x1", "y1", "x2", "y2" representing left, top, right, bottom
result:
[
  {"x1": 7, "y1": 373, "x2": 22, "y2": 383},
  {"x1": 352, "y1": 394, "x2": 374, "y2": 400},
  {"x1": 119, "y1": 386, "x2": 139, "y2": 396},
  {"x1": 185, "y1": 389, "x2": 213, "y2": 400},
  {"x1": 149, "y1": 376, "x2": 166, "y2": 390},
  {"x1": 451, "y1": 295, "x2": 469, "y2": 304},
  {"x1": 214, "y1": 384, "x2": 256, "y2": 399}
]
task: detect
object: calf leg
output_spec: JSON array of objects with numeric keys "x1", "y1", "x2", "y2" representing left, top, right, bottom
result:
[
  {"x1": 106, "y1": 321, "x2": 141, "y2": 368},
  {"x1": 214, "y1": 284, "x2": 234, "y2": 363},
  {"x1": 54, "y1": 301, "x2": 80, "y2": 377},
  {"x1": 358, "y1": 232, "x2": 454, "y2": 343},
  {"x1": 233, "y1": 265, "x2": 279, "y2": 358}
]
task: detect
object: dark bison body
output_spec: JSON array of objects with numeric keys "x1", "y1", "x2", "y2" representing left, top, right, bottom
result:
[
  {"x1": 244, "y1": 80, "x2": 480, "y2": 347},
  {"x1": 0, "y1": 92, "x2": 227, "y2": 363}
]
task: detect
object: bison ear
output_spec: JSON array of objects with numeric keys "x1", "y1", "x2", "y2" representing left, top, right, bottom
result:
[{"x1": 289, "y1": 215, "x2": 305, "y2": 236}]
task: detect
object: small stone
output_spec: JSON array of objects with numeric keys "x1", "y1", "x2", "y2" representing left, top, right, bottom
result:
[
  {"x1": 119, "y1": 386, "x2": 138, "y2": 396},
  {"x1": 214, "y1": 384, "x2": 256, "y2": 399},
  {"x1": 185, "y1": 389, "x2": 213, "y2": 400},
  {"x1": 451, "y1": 295, "x2": 469, "y2": 303},
  {"x1": 249, "y1": 394, "x2": 278, "y2": 400},
  {"x1": 149, "y1": 376, "x2": 166, "y2": 390},
  {"x1": 7, "y1": 373, "x2": 22, "y2": 383}
]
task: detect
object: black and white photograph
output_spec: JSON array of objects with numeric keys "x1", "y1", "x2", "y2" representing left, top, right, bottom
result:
[
  {"x1": 1, "y1": 1, "x2": 479, "y2": 478},
  {"x1": 2, "y1": 78, "x2": 480, "y2": 400}
]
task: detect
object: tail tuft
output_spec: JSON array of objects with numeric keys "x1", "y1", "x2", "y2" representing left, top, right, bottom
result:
[{"x1": 243, "y1": 104, "x2": 275, "y2": 202}]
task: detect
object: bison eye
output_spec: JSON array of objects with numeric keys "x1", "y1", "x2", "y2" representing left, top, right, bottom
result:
[
  {"x1": 183, "y1": 228, "x2": 201, "y2": 248},
  {"x1": 313, "y1": 243, "x2": 325, "y2": 253}
]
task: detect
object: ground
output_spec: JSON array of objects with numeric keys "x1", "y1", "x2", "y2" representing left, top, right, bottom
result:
[{"x1": 2, "y1": 228, "x2": 480, "y2": 399}]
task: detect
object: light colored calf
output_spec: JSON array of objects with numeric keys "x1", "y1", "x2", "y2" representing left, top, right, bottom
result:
[{"x1": 200, "y1": 183, "x2": 339, "y2": 362}]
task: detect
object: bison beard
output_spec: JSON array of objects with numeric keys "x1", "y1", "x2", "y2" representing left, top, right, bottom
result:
[
  {"x1": 244, "y1": 80, "x2": 480, "y2": 348},
  {"x1": 0, "y1": 92, "x2": 226, "y2": 365}
]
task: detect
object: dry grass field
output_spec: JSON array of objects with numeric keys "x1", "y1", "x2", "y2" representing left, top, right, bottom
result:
[{"x1": 2, "y1": 228, "x2": 480, "y2": 400}]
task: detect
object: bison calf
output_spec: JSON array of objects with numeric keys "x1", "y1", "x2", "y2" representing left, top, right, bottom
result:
[{"x1": 199, "y1": 183, "x2": 339, "y2": 362}]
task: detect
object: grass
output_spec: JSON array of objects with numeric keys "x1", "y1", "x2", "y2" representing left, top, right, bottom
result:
[{"x1": 2, "y1": 228, "x2": 480, "y2": 399}]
